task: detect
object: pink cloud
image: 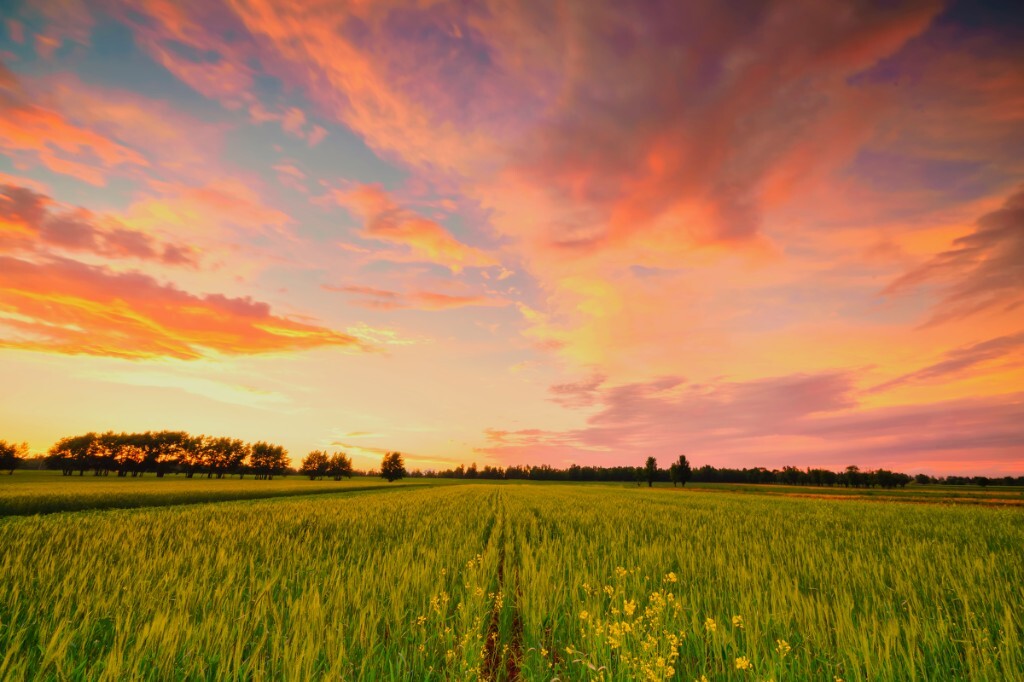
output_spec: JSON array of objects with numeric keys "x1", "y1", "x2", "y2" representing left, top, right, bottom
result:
[
  {"x1": 885, "y1": 187, "x2": 1024, "y2": 324},
  {"x1": 6, "y1": 20, "x2": 24, "y2": 45},
  {"x1": 480, "y1": 371, "x2": 1024, "y2": 474},
  {"x1": 35, "y1": 74, "x2": 228, "y2": 185},
  {"x1": 870, "y1": 332, "x2": 1024, "y2": 393},
  {"x1": 111, "y1": 0, "x2": 257, "y2": 109},
  {"x1": 332, "y1": 183, "x2": 497, "y2": 272},
  {"x1": 306, "y1": 125, "x2": 327, "y2": 147},
  {"x1": 1, "y1": 182, "x2": 198, "y2": 266},
  {"x1": 280, "y1": 107, "x2": 305, "y2": 136},
  {"x1": 324, "y1": 283, "x2": 507, "y2": 311}
]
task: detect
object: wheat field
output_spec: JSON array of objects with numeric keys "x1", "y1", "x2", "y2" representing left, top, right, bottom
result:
[{"x1": 1, "y1": 483, "x2": 1022, "y2": 680}]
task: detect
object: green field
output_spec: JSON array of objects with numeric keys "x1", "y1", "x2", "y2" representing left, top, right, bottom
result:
[
  {"x1": 1, "y1": 480, "x2": 1022, "y2": 680},
  {"x1": 0, "y1": 471, "x2": 437, "y2": 516}
]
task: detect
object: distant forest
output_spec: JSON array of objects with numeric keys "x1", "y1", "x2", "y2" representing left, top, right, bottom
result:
[{"x1": 1, "y1": 431, "x2": 1020, "y2": 487}]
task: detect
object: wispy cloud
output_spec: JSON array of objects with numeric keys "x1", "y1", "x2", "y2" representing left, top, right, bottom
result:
[
  {"x1": 0, "y1": 63, "x2": 147, "y2": 185},
  {"x1": 1, "y1": 182, "x2": 197, "y2": 265},
  {"x1": 482, "y1": 372, "x2": 1024, "y2": 473},
  {"x1": 325, "y1": 283, "x2": 507, "y2": 311},
  {"x1": 331, "y1": 183, "x2": 497, "y2": 272},
  {"x1": 885, "y1": 187, "x2": 1024, "y2": 324}
]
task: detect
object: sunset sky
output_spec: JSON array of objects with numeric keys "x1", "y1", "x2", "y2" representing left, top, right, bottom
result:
[{"x1": 1, "y1": 0, "x2": 1022, "y2": 474}]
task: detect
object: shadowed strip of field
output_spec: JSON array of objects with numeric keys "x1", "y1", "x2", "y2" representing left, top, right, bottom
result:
[{"x1": 0, "y1": 480, "x2": 449, "y2": 517}]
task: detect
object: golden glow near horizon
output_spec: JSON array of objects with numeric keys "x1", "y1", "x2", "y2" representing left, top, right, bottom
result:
[{"x1": 1, "y1": 1, "x2": 1022, "y2": 474}]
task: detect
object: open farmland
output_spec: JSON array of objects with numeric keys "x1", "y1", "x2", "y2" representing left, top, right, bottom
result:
[
  {"x1": 0, "y1": 470, "x2": 439, "y2": 516},
  {"x1": 1, "y1": 483, "x2": 1022, "y2": 680}
]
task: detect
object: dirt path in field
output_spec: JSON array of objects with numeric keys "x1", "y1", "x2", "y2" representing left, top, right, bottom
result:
[{"x1": 481, "y1": 491, "x2": 524, "y2": 681}]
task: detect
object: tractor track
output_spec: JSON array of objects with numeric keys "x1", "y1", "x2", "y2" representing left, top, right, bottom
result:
[{"x1": 480, "y1": 491, "x2": 524, "y2": 681}]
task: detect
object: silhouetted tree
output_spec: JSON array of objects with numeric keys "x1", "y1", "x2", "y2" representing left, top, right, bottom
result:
[
  {"x1": 152, "y1": 431, "x2": 189, "y2": 477},
  {"x1": 644, "y1": 456, "x2": 658, "y2": 487},
  {"x1": 250, "y1": 441, "x2": 288, "y2": 480},
  {"x1": 780, "y1": 465, "x2": 802, "y2": 485},
  {"x1": 841, "y1": 465, "x2": 863, "y2": 488},
  {"x1": 178, "y1": 436, "x2": 205, "y2": 478},
  {"x1": 113, "y1": 440, "x2": 146, "y2": 477},
  {"x1": 669, "y1": 454, "x2": 692, "y2": 487},
  {"x1": 47, "y1": 433, "x2": 99, "y2": 476},
  {"x1": 380, "y1": 451, "x2": 407, "y2": 482},
  {"x1": 200, "y1": 437, "x2": 248, "y2": 478},
  {"x1": 300, "y1": 450, "x2": 329, "y2": 480},
  {"x1": 327, "y1": 451, "x2": 354, "y2": 480},
  {"x1": 1, "y1": 440, "x2": 27, "y2": 474}
]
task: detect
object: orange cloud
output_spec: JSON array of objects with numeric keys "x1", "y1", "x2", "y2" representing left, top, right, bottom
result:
[
  {"x1": 334, "y1": 184, "x2": 497, "y2": 272},
  {"x1": 0, "y1": 65, "x2": 147, "y2": 185},
  {"x1": 125, "y1": 179, "x2": 293, "y2": 240},
  {"x1": 0, "y1": 256, "x2": 365, "y2": 360}
]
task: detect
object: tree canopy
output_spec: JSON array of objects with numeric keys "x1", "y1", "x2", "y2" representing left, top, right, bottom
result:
[
  {"x1": 1, "y1": 440, "x2": 27, "y2": 475},
  {"x1": 380, "y1": 452, "x2": 407, "y2": 482},
  {"x1": 669, "y1": 454, "x2": 691, "y2": 487}
]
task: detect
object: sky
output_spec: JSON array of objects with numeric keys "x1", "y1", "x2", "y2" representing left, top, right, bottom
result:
[{"x1": 1, "y1": 0, "x2": 1022, "y2": 475}]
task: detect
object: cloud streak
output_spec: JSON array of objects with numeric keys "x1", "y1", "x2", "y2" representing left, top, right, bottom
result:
[
  {"x1": 333, "y1": 183, "x2": 497, "y2": 272},
  {"x1": 325, "y1": 283, "x2": 507, "y2": 311},
  {"x1": 0, "y1": 256, "x2": 365, "y2": 360},
  {"x1": 0, "y1": 64, "x2": 147, "y2": 185},
  {"x1": 482, "y1": 372, "x2": 1024, "y2": 473},
  {"x1": 885, "y1": 187, "x2": 1024, "y2": 324},
  {"x1": 1, "y1": 183, "x2": 197, "y2": 265}
]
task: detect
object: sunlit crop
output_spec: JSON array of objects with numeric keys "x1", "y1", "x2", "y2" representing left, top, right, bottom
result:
[
  {"x1": 509, "y1": 486, "x2": 1024, "y2": 680},
  {"x1": 2, "y1": 482, "x2": 1022, "y2": 680}
]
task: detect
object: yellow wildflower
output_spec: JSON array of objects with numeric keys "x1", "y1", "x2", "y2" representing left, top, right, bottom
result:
[
  {"x1": 776, "y1": 639, "x2": 791, "y2": 656},
  {"x1": 732, "y1": 615, "x2": 744, "y2": 629},
  {"x1": 623, "y1": 599, "x2": 637, "y2": 617},
  {"x1": 580, "y1": 610, "x2": 590, "y2": 621},
  {"x1": 704, "y1": 617, "x2": 717, "y2": 633},
  {"x1": 735, "y1": 656, "x2": 752, "y2": 670},
  {"x1": 664, "y1": 572, "x2": 678, "y2": 583}
]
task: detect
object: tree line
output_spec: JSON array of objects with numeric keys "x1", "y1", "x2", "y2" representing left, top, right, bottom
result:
[
  {"x1": 411, "y1": 458, "x2": 1023, "y2": 488},
  {"x1": 40, "y1": 431, "x2": 291, "y2": 480},
  {"x1": 3, "y1": 434, "x2": 1020, "y2": 487}
]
